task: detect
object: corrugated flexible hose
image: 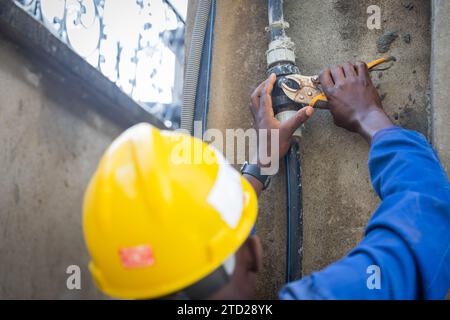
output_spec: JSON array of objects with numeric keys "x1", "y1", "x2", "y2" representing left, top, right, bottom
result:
[{"x1": 181, "y1": 0, "x2": 211, "y2": 134}]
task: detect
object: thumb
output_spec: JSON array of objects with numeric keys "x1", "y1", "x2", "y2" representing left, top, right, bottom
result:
[{"x1": 280, "y1": 106, "x2": 314, "y2": 136}]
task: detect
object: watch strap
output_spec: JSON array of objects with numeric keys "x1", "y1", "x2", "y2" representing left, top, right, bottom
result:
[{"x1": 240, "y1": 162, "x2": 271, "y2": 190}]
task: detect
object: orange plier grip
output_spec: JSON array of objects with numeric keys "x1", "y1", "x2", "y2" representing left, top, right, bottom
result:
[{"x1": 310, "y1": 57, "x2": 395, "y2": 109}]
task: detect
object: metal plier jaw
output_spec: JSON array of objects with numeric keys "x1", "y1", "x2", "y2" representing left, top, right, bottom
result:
[
  {"x1": 281, "y1": 74, "x2": 326, "y2": 108},
  {"x1": 281, "y1": 57, "x2": 396, "y2": 109}
]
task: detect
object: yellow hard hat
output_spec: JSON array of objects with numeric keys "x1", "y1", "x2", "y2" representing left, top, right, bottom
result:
[{"x1": 83, "y1": 123, "x2": 257, "y2": 299}]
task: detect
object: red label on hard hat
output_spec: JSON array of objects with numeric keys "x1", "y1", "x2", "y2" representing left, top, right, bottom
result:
[{"x1": 119, "y1": 245, "x2": 155, "y2": 269}]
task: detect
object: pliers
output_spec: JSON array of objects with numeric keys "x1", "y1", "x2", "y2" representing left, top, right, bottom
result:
[{"x1": 280, "y1": 56, "x2": 396, "y2": 109}]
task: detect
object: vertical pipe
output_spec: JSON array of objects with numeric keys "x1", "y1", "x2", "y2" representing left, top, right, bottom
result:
[
  {"x1": 267, "y1": 0, "x2": 303, "y2": 283},
  {"x1": 268, "y1": 0, "x2": 285, "y2": 40},
  {"x1": 285, "y1": 137, "x2": 303, "y2": 281}
]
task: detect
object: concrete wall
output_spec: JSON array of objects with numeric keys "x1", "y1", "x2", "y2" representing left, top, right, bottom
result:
[
  {"x1": 0, "y1": 34, "x2": 122, "y2": 299},
  {"x1": 431, "y1": 0, "x2": 450, "y2": 173},
  {"x1": 192, "y1": 0, "x2": 432, "y2": 298}
]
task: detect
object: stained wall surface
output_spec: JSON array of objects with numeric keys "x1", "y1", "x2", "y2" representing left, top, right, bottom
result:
[{"x1": 0, "y1": 34, "x2": 122, "y2": 299}]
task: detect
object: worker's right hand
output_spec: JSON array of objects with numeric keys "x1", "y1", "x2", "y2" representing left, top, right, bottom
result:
[
  {"x1": 319, "y1": 62, "x2": 394, "y2": 143},
  {"x1": 250, "y1": 73, "x2": 314, "y2": 162}
]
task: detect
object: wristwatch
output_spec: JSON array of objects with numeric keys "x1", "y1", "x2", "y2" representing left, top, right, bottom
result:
[{"x1": 240, "y1": 161, "x2": 271, "y2": 190}]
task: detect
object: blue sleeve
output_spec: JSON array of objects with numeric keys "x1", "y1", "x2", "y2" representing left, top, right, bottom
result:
[{"x1": 278, "y1": 127, "x2": 450, "y2": 300}]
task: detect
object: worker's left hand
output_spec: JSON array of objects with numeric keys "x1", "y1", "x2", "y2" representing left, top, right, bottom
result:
[{"x1": 249, "y1": 73, "x2": 314, "y2": 162}]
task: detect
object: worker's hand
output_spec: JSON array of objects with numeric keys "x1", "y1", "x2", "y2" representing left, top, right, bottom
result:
[
  {"x1": 250, "y1": 73, "x2": 314, "y2": 162},
  {"x1": 319, "y1": 62, "x2": 393, "y2": 143}
]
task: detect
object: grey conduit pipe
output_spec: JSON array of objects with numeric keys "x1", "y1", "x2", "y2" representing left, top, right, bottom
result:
[{"x1": 181, "y1": 0, "x2": 212, "y2": 134}]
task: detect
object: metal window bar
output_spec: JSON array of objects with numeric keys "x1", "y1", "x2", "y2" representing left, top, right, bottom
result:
[{"x1": 14, "y1": 0, "x2": 186, "y2": 128}]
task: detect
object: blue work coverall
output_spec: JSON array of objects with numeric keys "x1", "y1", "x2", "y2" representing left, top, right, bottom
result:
[{"x1": 279, "y1": 127, "x2": 450, "y2": 299}]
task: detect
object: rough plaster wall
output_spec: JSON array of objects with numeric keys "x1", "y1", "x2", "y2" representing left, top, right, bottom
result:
[
  {"x1": 199, "y1": 0, "x2": 431, "y2": 298},
  {"x1": 431, "y1": 0, "x2": 450, "y2": 173},
  {"x1": 0, "y1": 35, "x2": 121, "y2": 299}
]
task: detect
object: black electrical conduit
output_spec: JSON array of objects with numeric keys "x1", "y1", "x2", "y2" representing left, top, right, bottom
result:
[
  {"x1": 267, "y1": 0, "x2": 303, "y2": 282},
  {"x1": 285, "y1": 137, "x2": 303, "y2": 281}
]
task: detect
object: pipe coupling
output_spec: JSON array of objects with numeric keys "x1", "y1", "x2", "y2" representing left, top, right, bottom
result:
[{"x1": 266, "y1": 37, "x2": 296, "y2": 67}]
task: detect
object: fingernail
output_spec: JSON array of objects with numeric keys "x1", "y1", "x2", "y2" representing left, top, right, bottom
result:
[{"x1": 306, "y1": 106, "x2": 314, "y2": 117}]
